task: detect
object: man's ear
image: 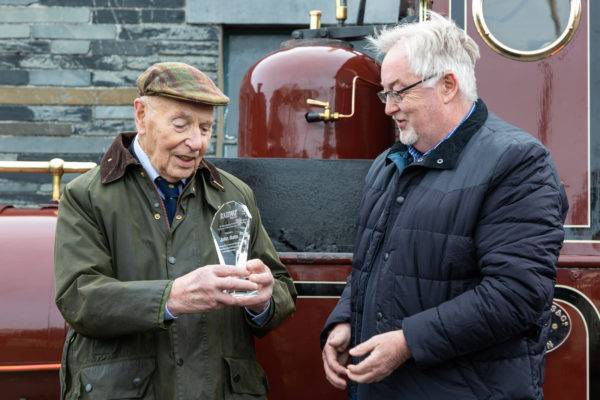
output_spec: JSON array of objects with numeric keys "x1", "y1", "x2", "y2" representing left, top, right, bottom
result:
[
  {"x1": 440, "y1": 72, "x2": 460, "y2": 104},
  {"x1": 133, "y1": 98, "x2": 146, "y2": 135}
]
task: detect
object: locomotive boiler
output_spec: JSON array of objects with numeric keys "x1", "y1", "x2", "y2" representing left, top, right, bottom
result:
[{"x1": 1, "y1": 1, "x2": 599, "y2": 400}]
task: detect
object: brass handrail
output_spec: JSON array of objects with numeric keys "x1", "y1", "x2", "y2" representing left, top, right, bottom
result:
[{"x1": 0, "y1": 159, "x2": 97, "y2": 202}]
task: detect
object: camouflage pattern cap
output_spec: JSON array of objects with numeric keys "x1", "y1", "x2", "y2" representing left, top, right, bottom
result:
[{"x1": 137, "y1": 62, "x2": 229, "y2": 106}]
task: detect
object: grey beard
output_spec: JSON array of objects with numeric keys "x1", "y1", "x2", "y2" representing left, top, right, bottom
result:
[{"x1": 399, "y1": 126, "x2": 418, "y2": 146}]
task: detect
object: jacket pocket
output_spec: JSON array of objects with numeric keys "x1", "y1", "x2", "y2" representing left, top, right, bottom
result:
[
  {"x1": 78, "y1": 357, "x2": 155, "y2": 399},
  {"x1": 60, "y1": 329, "x2": 77, "y2": 400},
  {"x1": 224, "y1": 357, "x2": 268, "y2": 398}
]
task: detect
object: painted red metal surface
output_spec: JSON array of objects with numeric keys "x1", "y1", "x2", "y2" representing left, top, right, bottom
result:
[
  {"x1": 238, "y1": 42, "x2": 395, "y2": 159},
  {"x1": 0, "y1": 214, "x2": 63, "y2": 399}
]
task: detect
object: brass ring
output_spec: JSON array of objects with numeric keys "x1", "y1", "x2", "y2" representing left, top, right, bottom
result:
[{"x1": 472, "y1": 0, "x2": 582, "y2": 61}]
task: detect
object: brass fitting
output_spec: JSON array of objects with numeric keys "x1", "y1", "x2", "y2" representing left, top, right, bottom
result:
[
  {"x1": 309, "y1": 10, "x2": 322, "y2": 29},
  {"x1": 336, "y1": 0, "x2": 348, "y2": 24}
]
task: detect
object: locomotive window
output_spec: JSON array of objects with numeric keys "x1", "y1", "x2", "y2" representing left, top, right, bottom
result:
[{"x1": 473, "y1": 0, "x2": 581, "y2": 61}]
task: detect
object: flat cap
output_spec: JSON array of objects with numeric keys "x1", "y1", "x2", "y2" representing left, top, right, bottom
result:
[{"x1": 137, "y1": 62, "x2": 229, "y2": 106}]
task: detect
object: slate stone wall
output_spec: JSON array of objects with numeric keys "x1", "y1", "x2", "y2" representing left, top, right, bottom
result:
[{"x1": 0, "y1": 0, "x2": 221, "y2": 206}]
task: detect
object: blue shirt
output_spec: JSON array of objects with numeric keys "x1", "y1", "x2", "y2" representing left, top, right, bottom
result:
[{"x1": 132, "y1": 135, "x2": 272, "y2": 324}]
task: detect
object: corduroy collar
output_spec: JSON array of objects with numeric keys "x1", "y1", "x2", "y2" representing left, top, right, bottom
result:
[{"x1": 99, "y1": 132, "x2": 224, "y2": 191}]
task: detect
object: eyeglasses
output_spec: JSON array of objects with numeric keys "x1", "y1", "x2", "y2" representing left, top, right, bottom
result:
[{"x1": 377, "y1": 75, "x2": 437, "y2": 104}]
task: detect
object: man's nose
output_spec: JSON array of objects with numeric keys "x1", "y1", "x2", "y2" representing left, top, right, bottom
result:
[
  {"x1": 385, "y1": 100, "x2": 399, "y2": 116},
  {"x1": 185, "y1": 128, "x2": 203, "y2": 150}
]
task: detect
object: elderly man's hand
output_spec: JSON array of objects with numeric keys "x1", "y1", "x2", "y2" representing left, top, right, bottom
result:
[
  {"x1": 346, "y1": 330, "x2": 411, "y2": 384},
  {"x1": 167, "y1": 264, "x2": 258, "y2": 315},
  {"x1": 234, "y1": 259, "x2": 274, "y2": 314},
  {"x1": 322, "y1": 322, "x2": 351, "y2": 389}
]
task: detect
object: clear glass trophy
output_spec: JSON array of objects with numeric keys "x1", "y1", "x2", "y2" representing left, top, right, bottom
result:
[{"x1": 210, "y1": 201, "x2": 257, "y2": 297}]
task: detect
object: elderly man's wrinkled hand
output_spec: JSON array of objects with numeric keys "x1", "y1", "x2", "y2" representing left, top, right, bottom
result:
[
  {"x1": 167, "y1": 264, "x2": 258, "y2": 315},
  {"x1": 346, "y1": 330, "x2": 411, "y2": 384},
  {"x1": 322, "y1": 322, "x2": 351, "y2": 389},
  {"x1": 233, "y1": 258, "x2": 274, "y2": 313}
]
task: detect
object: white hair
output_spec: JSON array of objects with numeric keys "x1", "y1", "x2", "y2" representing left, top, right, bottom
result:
[{"x1": 368, "y1": 11, "x2": 480, "y2": 102}]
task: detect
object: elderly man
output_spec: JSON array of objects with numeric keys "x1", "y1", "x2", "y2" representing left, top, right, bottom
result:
[
  {"x1": 321, "y1": 13, "x2": 568, "y2": 400},
  {"x1": 54, "y1": 62, "x2": 296, "y2": 399}
]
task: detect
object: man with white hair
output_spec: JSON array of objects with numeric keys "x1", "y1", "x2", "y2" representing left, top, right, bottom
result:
[{"x1": 321, "y1": 12, "x2": 568, "y2": 399}]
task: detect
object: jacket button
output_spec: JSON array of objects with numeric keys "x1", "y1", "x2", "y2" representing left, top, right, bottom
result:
[
  {"x1": 383, "y1": 252, "x2": 389, "y2": 261},
  {"x1": 396, "y1": 196, "x2": 404, "y2": 204},
  {"x1": 376, "y1": 312, "x2": 383, "y2": 321},
  {"x1": 175, "y1": 214, "x2": 183, "y2": 220},
  {"x1": 233, "y1": 374, "x2": 241, "y2": 383},
  {"x1": 85, "y1": 383, "x2": 93, "y2": 392},
  {"x1": 168, "y1": 256, "x2": 176, "y2": 264},
  {"x1": 154, "y1": 213, "x2": 161, "y2": 220},
  {"x1": 153, "y1": 202, "x2": 160, "y2": 208},
  {"x1": 132, "y1": 377, "x2": 142, "y2": 387},
  {"x1": 436, "y1": 158, "x2": 444, "y2": 164},
  {"x1": 177, "y1": 358, "x2": 184, "y2": 366}
]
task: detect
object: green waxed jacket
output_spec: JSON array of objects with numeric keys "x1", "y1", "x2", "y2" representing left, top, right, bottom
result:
[{"x1": 54, "y1": 133, "x2": 296, "y2": 400}]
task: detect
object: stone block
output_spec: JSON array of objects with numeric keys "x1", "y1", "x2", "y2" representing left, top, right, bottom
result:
[
  {"x1": 141, "y1": 9, "x2": 184, "y2": 23},
  {"x1": 0, "y1": 121, "x2": 73, "y2": 136},
  {"x1": 50, "y1": 40, "x2": 91, "y2": 54},
  {"x1": 0, "y1": 40, "x2": 50, "y2": 53},
  {"x1": 0, "y1": 24, "x2": 29, "y2": 38},
  {"x1": 0, "y1": 0, "x2": 37, "y2": 5},
  {"x1": 0, "y1": 70, "x2": 28, "y2": 85},
  {"x1": 19, "y1": 54, "x2": 61, "y2": 69},
  {"x1": 0, "y1": 106, "x2": 34, "y2": 121},
  {"x1": 119, "y1": 0, "x2": 184, "y2": 7},
  {"x1": 157, "y1": 41, "x2": 217, "y2": 55},
  {"x1": 73, "y1": 119, "x2": 135, "y2": 135},
  {"x1": 59, "y1": 55, "x2": 124, "y2": 71},
  {"x1": 0, "y1": 134, "x2": 116, "y2": 153},
  {"x1": 32, "y1": 24, "x2": 117, "y2": 40},
  {"x1": 0, "y1": 86, "x2": 137, "y2": 105},
  {"x1": 0, "y1": 6, "x2": 90, "y2": 23},
  {"x1": 29, "y1": 70, "x2": 91, "y2": 86},
  {"x1": 41, "y1": 0, "x2": 183, "y2": 6},
  {"x1": 94, "y1": 105, "x2": 132, "y2": 119},
  {"x1": 92, "y1": 70, "x2": 138, "y2": 87},
  {"x1": 39, "y1": 0, "x2": 111, "y2": 5},
  {"x1": 31, "y1": 106, "x2": 92, "y2": 122},
  {"x1": 0, "y1": 54, "x2": 22, "y2": 69},
  {"x1": 93, "y1": 9, "x2": 139, "y2": 24},
  {"x1": 91, "y1": 40, "x2": 154, "y2": 56},
  {"x1": 0, "y1": 153, "x2": 18, "y2": 161},
  {"x1": 119, "y1": 25, "x2": 218, "y2": 41},
  {"x1": 126, "y1": 55, "x2": 218, "y2": 71}
]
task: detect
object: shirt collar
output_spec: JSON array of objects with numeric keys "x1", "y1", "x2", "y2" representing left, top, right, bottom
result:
[{"x1": 133, "y1": 134, "x2": 186, "y2": 185}]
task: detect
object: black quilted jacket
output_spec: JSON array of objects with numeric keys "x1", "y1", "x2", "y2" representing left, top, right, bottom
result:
[{"x1": 322, "y1": 100, "x2": 568, "y2": 400}]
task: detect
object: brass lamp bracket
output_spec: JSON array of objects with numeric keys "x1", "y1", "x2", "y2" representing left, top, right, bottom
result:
[
  {"x1": 0, "y1": 159, "x2": 97, "y2": 202},
  {"x1": 305, "y1": 75, "x2": 360, "y2": 123}
]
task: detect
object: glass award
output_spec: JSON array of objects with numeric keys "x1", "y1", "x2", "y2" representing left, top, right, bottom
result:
[{"x1": 210, "y1": 201, "x2": 257, "y2": 297}]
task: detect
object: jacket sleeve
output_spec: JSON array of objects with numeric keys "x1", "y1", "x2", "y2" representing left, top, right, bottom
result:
[
  {"x1": 54, "y1": 177, "x2": 172, "y2": 338},
  {"x1": 402, "y1": 141, "x2": 568, "y2": 368},
  {"x1": 320, "y1": 277, "x2": 352, "y2": 348},
  {"x1": 245, "y1": 189, "x2": 297, "y2": 337}
]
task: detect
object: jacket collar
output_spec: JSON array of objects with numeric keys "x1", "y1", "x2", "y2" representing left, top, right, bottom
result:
[
  {"x1": 100, "y1": 132, "x2": 225, "y2": 191},
  {"x1": 385, "y1": 98, "x2": 488, "y2": 170}
]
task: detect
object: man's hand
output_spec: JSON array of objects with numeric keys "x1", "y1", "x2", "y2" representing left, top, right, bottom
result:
[
  {"x1": 234, "y1": 259, "x2": 274, "y2": 313},
  {"x1": 322, "y1": 322, "x2": 351, "y2": 389},
  {"x1": 346, "y1": 330, "x2": 411, "y2": 384},
  {"x1": 167, "y1": 264, "x2": 258, "y2": 315}
]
